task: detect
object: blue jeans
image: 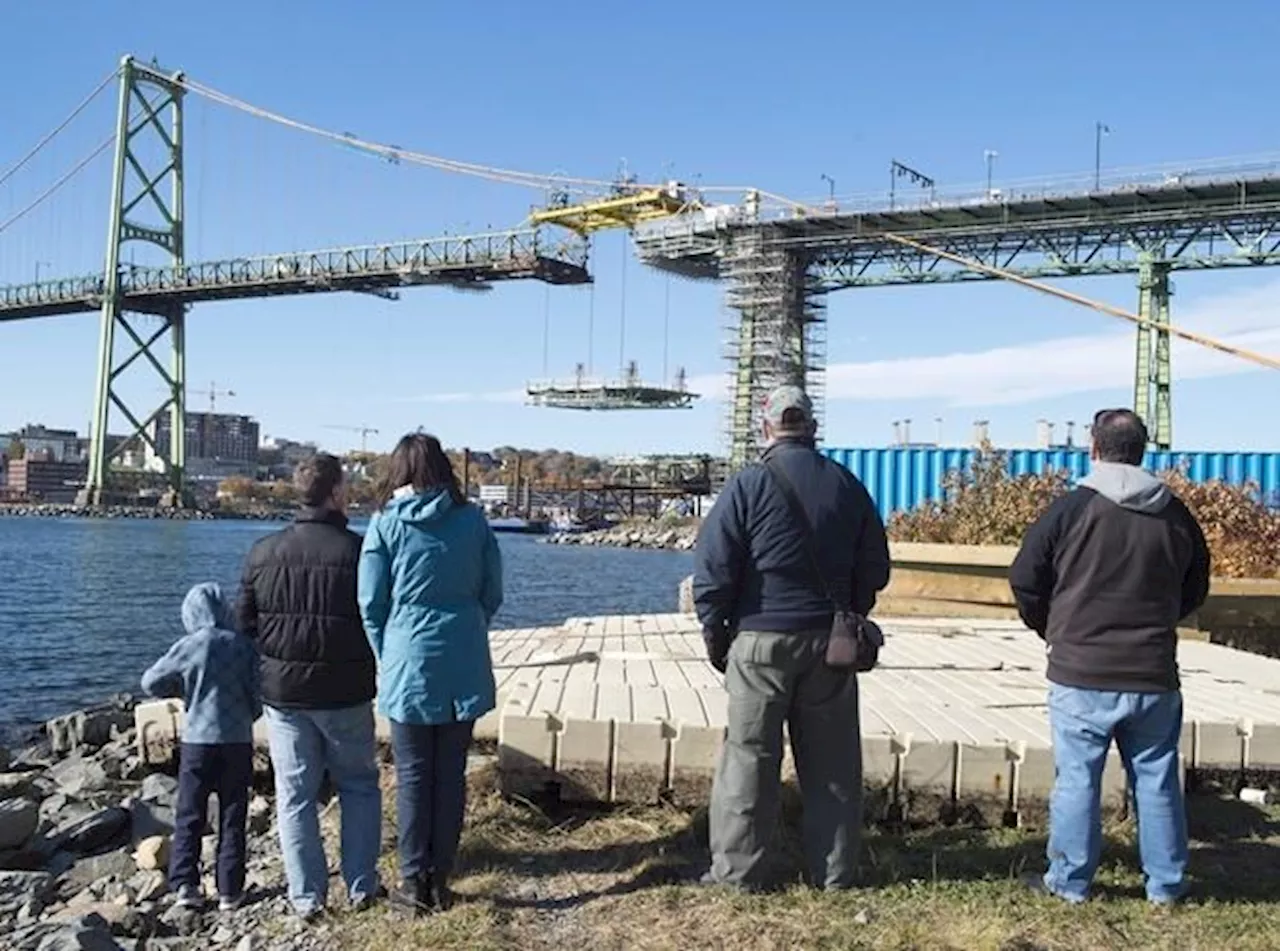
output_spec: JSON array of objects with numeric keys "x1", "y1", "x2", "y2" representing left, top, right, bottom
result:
[
  {"x1": 1045, "y1": 684, "x2": 1188, "y2": 904},
  {"x1": 390, "y1": 719, "x2": 475, "y2": 883},
  {"x1": 263, "y1": 704, "x2": 382, "y2": 914}
]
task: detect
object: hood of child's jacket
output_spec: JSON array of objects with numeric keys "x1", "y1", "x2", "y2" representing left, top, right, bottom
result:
[
  {"x1": 182, "y1": 582, "x2": 235, "y2": 634},
  {"x1": 384, "y1": 487, "x2": 455, "y2": 525},
  {"x1": 1079, "y1": 461, "x2": 1171, "y2": 514}
]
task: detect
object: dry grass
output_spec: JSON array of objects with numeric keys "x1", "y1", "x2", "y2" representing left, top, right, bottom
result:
[{"x1": 324, "y1": 767, "x2": 1280, "y2": 951}]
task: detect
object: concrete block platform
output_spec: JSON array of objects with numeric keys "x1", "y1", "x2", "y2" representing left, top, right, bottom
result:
[{"x1": 135, "y1": 613, "x2": 1280, "y2": 812}]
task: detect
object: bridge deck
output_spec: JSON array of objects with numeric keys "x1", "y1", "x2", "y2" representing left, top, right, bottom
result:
[
  {"x1": 134, "y1": 612, "x2": 1280, "y2": 810},
  {"x1": 0, "y1": 228, "x2": 590, "y2": 321},
  {"x1": 634, "y1": 172, "x2": 1280, "y2": 284}
]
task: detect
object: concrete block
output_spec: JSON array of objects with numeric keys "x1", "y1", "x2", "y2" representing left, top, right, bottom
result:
[{"x1": 1196, "y1": 721, "x2": 1245, "y2": 770}]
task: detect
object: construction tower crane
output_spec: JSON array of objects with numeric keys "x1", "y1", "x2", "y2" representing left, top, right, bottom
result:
[
  {"x1": 189, "y1": 382, "x2": 236, "y2": 413},
  {"x1": 325, "y1": 424, "x2": 380, "y2": 453}
]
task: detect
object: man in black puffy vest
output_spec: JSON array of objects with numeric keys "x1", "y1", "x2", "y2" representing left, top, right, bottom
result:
[{"x1": 237, "y1": 453, "x2": 381, "y2": 921}]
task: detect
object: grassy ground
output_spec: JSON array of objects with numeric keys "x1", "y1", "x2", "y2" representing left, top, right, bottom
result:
[{"x1": 322, "y1": 768, "x2": 1280, "y2": 951}]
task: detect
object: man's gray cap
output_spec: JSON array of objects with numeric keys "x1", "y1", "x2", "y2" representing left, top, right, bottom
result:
[{"x1": 762, "y1": 385, "x2": 814, "y2": 429}]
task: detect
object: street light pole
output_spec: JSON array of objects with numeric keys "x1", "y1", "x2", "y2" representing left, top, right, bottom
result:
[
  {"x1": 984, "y1": 150, "x2": 998, "y2": 198},
  {"x1": 820, "y1": 173, "x2": 835, "y2": 209},
  {"x1": 1094, "y1": 122, "x2": 1110, "y2": 191},
  {"x1": 34, "y1": 261, "x2": 51, "y2": 284}
]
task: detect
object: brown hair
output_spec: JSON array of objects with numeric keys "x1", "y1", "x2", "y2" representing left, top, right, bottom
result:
[
  {"x1": 294, "y1": 453, "x2": 344, "y2": 507},
  {"x1": 1091, "y1": 408, "x2": 1148, "y2": 465},
  {"x1": 377, "y1": 432, "x2": 466, "y2": 508}
]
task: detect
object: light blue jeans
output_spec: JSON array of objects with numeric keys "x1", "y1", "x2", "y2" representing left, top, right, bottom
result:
[
  {"x1": 1044, "y1": 684, "x2": 1188, "y2": 905},
  {"x1": 264, "y1": 704, "x2": 382, "y2": 914}
]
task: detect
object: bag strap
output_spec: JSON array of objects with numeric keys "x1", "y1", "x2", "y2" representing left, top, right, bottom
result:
[{"x1": 763, "y1": 457, "x2": 851, "y2": 612}]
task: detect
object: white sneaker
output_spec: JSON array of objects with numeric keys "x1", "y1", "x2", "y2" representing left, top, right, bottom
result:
[
  {"x1": 219, "y1": 893, "x2": 244, "y2": 912},
  {"x1": 175, "y1": 884, "x2": 204, "y2": 909}
]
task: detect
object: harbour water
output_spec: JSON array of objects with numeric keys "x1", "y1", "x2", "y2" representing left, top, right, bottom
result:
[{"x1": 0, "y1": 516, "x2": 693, "y2": 736}]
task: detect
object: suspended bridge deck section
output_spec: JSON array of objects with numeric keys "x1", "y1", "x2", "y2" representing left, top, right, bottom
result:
[
  {"x1": 0, "y1": 228, "x2": 591, "y2": 321},
  {"x1": 526, "y1": 376, "x2": 698, "y2": 410},
  {"x1": 633, "y1": 166, "x2": 1280, "y2": 285}
]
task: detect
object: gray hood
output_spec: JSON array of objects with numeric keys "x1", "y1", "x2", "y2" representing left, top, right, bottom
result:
[
  {"x1": 1079, "y1": 461, "x2": 1171, "y2": 514},
  {"x1": 182, "y1": 582, "x2": 236, "y2": 635}
]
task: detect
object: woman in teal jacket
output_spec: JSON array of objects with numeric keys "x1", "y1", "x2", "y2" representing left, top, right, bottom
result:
[{"x1": 357, "y1": 432, "x2": 502, "y2": 917}]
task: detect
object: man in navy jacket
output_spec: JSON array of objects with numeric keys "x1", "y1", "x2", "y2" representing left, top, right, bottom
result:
[{"x1": 693, "y1": 385, "x2": 890, "y2": 891}]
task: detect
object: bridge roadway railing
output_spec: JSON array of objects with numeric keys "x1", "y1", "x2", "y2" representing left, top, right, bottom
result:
[{"x1": 0, "y1": 227, "x2": 591, "y2": 321}]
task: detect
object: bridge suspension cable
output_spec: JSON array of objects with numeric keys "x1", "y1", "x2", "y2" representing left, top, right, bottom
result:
[
  {"x1": 0, "y1": 69, "x2": 118, "y2": 189},
  {"x1": 170, "y1": 71, "x2": 644, "y2": 193},
  {"x1": 0, "y1": 134, "x2": 115, "y2": 237}
]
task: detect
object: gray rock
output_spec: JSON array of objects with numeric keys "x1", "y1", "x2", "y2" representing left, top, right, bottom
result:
[
  {"x1": 0, "y1": 798, "x2": 39, "y2": 850},
  {"x1": 33, "y1": 912, "x2": 125, "y2": 951},
  {"x1": 0, "y1": 771, "x2": 33, "y2": 800},
  {"x1": 57, "y1": 807, "x2": 131, "y2": 856},
  {"x1": 0, "y1": 844, "x2": 50, "y2": 871},
  {"x1": 62, "y1": 847, "x2": 134, "y2": 894},
  {"x1": 247, "y1": 796, "x2": 271, "y2": 836},
  {"x1": 129, "y1": 798, "x2": 175, "y2": 842},
  {"x1": 46, "y1": 708, "x2": 134, "y2": 755},
  {"x1": 140, "y1": 774, "x2": 179, "y2": 809},
  {"x1": 127, "y1": 869, "x2": 166, "y2": 902},
  {"x1": 46, "y1": 757, "x2": 109, "y2": 797},
  {"x1": 53, "y1": 901, "x2": 148, "y2": 938},
  {"x1": 0, "y1": 870, "x2": 54, "y2": 916}
]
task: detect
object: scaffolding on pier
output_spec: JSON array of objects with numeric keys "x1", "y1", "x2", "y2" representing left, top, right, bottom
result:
[{"x1": 722, "y1": 230, "x2": 826, "y2": 468}]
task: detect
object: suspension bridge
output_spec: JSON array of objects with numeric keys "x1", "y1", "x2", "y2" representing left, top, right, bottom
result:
[{"x1": 2, "y1": 55, "x2": 1280, "y2": 504}]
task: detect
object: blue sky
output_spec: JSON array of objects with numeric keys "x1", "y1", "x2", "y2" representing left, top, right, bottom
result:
[{"x1": 3, "y1": 0, "x2": 1280, "y2": 456}]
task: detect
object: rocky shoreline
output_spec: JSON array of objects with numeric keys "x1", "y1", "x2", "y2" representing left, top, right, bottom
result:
[
  {"x1": 547, "y1": 521, "x2": 700, "y2": 552},
  {"x1": 0, "y1": 505, "x2": 289, "y2": 522},
  {"x1": 0, "y1": 696, "x2": 336, "y2": 950}
]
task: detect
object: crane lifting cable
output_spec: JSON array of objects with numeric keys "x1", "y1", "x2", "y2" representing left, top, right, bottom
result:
[{"x1": 526, "y1": 236, "x2": 698, "y2": 410}]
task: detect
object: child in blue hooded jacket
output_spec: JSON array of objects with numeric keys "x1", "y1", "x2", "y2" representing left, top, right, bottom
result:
[
  {"x1": 141, "y1": 582, "x2": 261, "y2": 911},
  {"x1": 358, "y1": 432, "x2": 502, "y2": 917}
]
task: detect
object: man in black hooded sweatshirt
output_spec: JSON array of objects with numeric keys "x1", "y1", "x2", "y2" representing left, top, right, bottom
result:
[{"x1": 1010, "y1": 408, "x2": 1210, "y2": 906}]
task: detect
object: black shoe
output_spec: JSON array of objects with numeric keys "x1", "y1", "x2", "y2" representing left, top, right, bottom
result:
[
  {"x1": 432, "y1": 879, "x2": 455, "y2": 913},
  {"x1": 390, "y1": 876, "x2": 436, "y2": 919}
]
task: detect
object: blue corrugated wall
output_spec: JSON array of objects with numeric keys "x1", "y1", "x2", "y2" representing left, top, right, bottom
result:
[{"x1": 820, "y1": 447, "x2": 1280, "y2": 522}]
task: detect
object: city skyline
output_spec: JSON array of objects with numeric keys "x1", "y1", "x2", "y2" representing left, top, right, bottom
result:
[{"x1": 3, "y1": 1, "x2": 1279, "y2": 457}]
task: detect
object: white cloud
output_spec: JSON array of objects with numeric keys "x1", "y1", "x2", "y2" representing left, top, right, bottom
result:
[{"x1": 686, "y1": 280, "x2": 1280, "y2": 407}]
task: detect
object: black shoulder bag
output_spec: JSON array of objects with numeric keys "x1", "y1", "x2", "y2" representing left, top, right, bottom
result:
[{"x1": 764, "y1": 458, "x2": 883, "y2": 673}]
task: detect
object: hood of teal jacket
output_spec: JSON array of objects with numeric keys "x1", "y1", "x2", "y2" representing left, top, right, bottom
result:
[{"x1": 382, "y1": 486, "x2": 455, "y2": 525}]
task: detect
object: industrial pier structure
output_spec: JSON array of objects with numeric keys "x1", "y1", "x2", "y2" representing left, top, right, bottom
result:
[{"x1": 633, "y1": 172, "x2": 1280, "y2": 466}]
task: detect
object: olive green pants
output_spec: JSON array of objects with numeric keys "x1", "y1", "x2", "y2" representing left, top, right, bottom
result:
[{"x1": 708, "y1": 629, "x2": 863, "y2": 889}]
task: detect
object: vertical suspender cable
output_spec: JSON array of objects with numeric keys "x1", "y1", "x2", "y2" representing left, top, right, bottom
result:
[
  {"x1": 586, "y1": 237, "x2": 595, "y2": 377},
  {"x1": 541, "y1": 285, "x2": 551, "y2": 376},
  {"x1": 662, "y1": 273, "x2": 671, "y2": 385},
  {"x1": 618, "y1": 233, "x2": 628, "y2": 376}
]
